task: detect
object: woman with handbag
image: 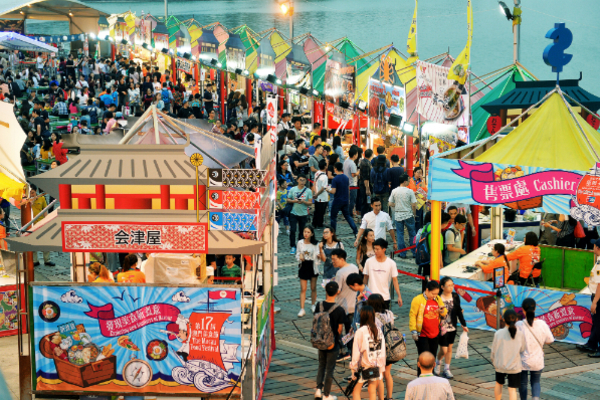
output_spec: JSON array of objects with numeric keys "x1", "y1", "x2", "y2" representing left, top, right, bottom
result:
[
  {"x1": 366, "y1": 294, "x2": 397, "y2": 400},
  {"x1": 435, "y1": 277, "x2": 468, "y2": 379},
  {"x1": 516, "y1": 298, "x2": 554, "y2": 400},
  {"x1": 349, "y1": 305, "x2": 385, "y2": 400},
  {"x1": 295, "y1": 226, "x2": 320, "y2": 317}
]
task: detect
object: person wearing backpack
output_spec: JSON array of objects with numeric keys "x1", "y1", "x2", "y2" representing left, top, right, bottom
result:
[
  {"x1": 161, "y1": 82, "x2": 173, "y2": 114},
  {"x1": 367, "y1": 294, "x2": 404, "y2": 400},
  {"x1": 313, "y1": 281, "x2": 346, "y2": 400},
  {"x1": 443, "y1": 214, "x2": 467, "y2": 266},
  {"x1": 415, "y1": 212, "x2": 451, "y2": 292},
  {"x1": 370, "y1": 155, "x2": 390, "y2": 213},
  {"x1": 516, "y1": 298, "x2": 554, "y2": 400}
]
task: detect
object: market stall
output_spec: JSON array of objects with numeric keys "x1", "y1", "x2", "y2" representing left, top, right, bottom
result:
[
  {"x1": 428, "y1": 87, "x2": 600, "y2": 344},
  {"x1": 7, "y1": 119, "x2": 276, "y2": 399}
]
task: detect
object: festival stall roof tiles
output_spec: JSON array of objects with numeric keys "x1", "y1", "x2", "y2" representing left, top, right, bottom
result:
[
  {"x1": 153, "y1": 21, "x2": 169, "y2": 35},
  {"x1": 312, "y1": 39, "x2": 366, "y2": 94},
  {"x1": 475, "y1": 92, "x2": 600, "y2": 171},
  {"x1": 29, "y1": 145, "x2": 206, "y2": 200},
  {"x1": 303, "y1": 35, "x2": 326, "y2": 70},
  {"x1": 470, "y1": 65, "x2": 536, "y2": 142},
  {"x1": 5, "y1": 210, "x2": 266, "y2": 254},
  {"x1": 286, "y1": 43, "x2": 311, "y2": 66},
  {"x1": 355, "y1": 47, "x2": 414, "y2": 103},
  {"x1": 481, "y1": 79, "x2": 600, "y2": 114},
  {"x1": 226, "y1": 33, "x2": 245, "y2": 50}
]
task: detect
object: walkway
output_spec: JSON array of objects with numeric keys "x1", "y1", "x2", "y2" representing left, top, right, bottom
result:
[{"x1": 266, "y1": 216, "x2": 600, "y2": 400}]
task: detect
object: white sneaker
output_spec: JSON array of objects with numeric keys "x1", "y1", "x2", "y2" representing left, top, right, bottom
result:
[
  {"x1": 286, "y1": 228, "x2": 290, "y2": 235},
  {"x1": 323, "y1": 395, "x2": 337, "y2": 400},
  {"x1": 298, "y1": 308, "x2": 306, "y2": 317},
  {"x1": 315, "y1": 389, "x2": 322, "y2": 400},
  {"x1": 434, "y1": 361, "x2": 441, "y2": 376},
  {"x1": 311, "y1": 303, "x2": 317, "y2": 313}
]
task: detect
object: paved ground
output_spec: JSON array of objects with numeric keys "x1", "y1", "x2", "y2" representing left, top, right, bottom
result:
[
  {"x1": 0, "y1": 206, "x2": 599, "y2": 399},
  {"x1": 265, "y1": 214, "x2": 600, "y2": 400}
]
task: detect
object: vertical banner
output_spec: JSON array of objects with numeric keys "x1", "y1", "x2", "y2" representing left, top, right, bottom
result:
[
  {"x1": 266, "y1": 95, "x2": 278, "y2": 144},
  {"x1": 368, "y1": 78, "x2": 406, "y2": 135},
  {"x1": 32, "y1": 285, "x2": 242, "y2": 395},
  {"x1": 416, "y1": 60, "x2": 470, "y2": 125},
  {"x1": 447, "y1": 0, "x2": 472, "y2": 85},
  {"x1": 406, "y1": 0, "x2": 418, "y2": 63},
  {"x1": 324, "y1": 59, "x2": 356, "y2": 107}
]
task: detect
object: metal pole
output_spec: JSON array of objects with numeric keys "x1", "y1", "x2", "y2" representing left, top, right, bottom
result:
[
  {"x1": 164, "y1": 0, "x2": 168, "y2": 20},
  {"x1": 513, "y1": 0, "x2": 521, "y2": 63},
  {"x1": 290, "y1": 0, "x2": 294, "y2": 40}
]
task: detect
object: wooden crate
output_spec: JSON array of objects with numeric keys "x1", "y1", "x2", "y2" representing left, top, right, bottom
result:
[{"x1": 40, "y1": 332, "x2": 117, "y2": 388}]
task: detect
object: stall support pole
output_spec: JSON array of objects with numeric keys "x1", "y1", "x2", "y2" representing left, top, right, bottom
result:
[
  {"x1": 19, "y1": 202, "x2": 33, "y2": 400},
  {"x1": 491, "y1": 206, "x2": 504, "y2": 240},
  {"x1": 111, "y1": 44, "x2": 116, "y2": 61},
  {"x1": 220, "y1": 70, "x2": 226, "y2": 123},
  {"x1": 171, "y1": 56, "x2": 177, "y2": 81},
  {"x1": 278, "y1": 87, "x2": 284, "y2": 117},
  {"x1": 246, "y1": 77, "x2": 253, "y2": 115},
  {"x1": 406, "y1": 136, "x2": 413, "y2": 177},
  {"x1": 470, "y1": 205, "x2": 480, "y2": 249},
  {"x1": 430, "y1": 200, "x2": 442, "y2": 281}
]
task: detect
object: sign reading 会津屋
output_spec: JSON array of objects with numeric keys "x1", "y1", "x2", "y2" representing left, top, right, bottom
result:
[{"x1": 61, "y1": 222, "x2": 208, "y2": 253}]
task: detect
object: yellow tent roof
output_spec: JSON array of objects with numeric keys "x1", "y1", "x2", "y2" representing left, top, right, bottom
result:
[
  {"x1": 355, "y1": 48, "x2": 416, "y2": 102},
  {"x1": 475, "y1": 92, "x2": 600, "y2": 170}
]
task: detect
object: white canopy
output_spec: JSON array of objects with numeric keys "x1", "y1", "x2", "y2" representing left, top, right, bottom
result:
[{"x1": 0, "y1": 32, "x2": 57, "y2": 52}]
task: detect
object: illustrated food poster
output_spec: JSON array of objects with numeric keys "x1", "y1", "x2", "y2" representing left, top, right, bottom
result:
[
  {"x1": 255, "y1": 289, "x2": 273, "y2": 400},
  {"x1": 451, "y1": 278, "x2": 592, "y2": 344},
  {"x1": 0, "y1": 285, "x2": 18, "y2": 337},
  {"x1": 32, "y1": 286, "x2": 242, "y2": 395}
]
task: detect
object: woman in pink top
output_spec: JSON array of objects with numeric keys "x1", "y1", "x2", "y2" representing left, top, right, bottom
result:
[{"x1": 103, "y1": 112, "x2": 117, "y2": 134}]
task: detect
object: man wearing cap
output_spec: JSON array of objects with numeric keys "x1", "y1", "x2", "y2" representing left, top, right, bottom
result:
[
  {"x1": 577, "y1": 239, "x2": 600, "y2": 357},
  {"x1": 277, "y1": 113, "x2": 291, "y2": 133}
]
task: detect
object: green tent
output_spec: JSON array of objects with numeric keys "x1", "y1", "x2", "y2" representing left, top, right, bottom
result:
[
  {"x1": 470, "y1": 64, "x2": 536, "y2": 142},
  {"x1": 233, "y1": 25, "x2": 260, "y2": 74}
]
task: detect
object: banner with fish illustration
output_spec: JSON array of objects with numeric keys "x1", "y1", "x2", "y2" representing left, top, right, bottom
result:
[
  {"x1": 449, "y1": 278, "x2": 592, "y2": 344},
  {"x1": 427, "y1": 158, "x2": 600, "y2": 221},
  {"x1": 32, "y1": 285, "x2": 242, "y2": 395},
  {"x1": 416, "y1": 60, "x2": 470, "y2": 125}
]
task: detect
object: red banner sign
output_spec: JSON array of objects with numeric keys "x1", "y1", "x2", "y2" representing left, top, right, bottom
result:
[
  {"x1": 85, "y1": 302, "x2": 181, "y2": 337},
  {"x1": 61, "y1": 222, "x2": 208, "y2": 253},
  {"x1": 209, "y1": 190, "x2": 260, "y2": 210}
]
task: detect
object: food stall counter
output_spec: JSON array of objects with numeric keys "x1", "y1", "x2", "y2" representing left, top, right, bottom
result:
[{"x1": 441, "y1": 239, "x2": 523, "y2": 281}]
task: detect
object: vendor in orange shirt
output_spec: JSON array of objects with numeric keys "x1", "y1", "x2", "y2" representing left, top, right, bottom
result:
[
  {"x1": 475, "y1": 243, "x2": 510, "y2": 283},
  {"x1": 506, "y1": 232, "x2": 541, "y2": 285},
  {"x1": 117, "y1": 254, "x2": 146, "y2": 283},
  {"x1": 89, "y1": 262, "x2": 114, "y2": 283}
]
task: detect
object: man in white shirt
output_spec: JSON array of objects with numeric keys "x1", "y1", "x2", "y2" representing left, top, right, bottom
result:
[
  {"x1": 277, "y1": 112, "x2": 291, "y2": 133},
  {"x1": 389, "y1": 174, "x2": 417, "y2": 258},
  {"x1": 405, "y1": 352, "x2": 455, "y2": 400},
  {"x1": 363, "y1": 238, "x2": 403, "y2": 309},
  {"x1": 344, "y1": 147, "x2": 359, "y2": 218},
  {"x1": 36, "y1": 52, "x2": 45, "y2": 71},
  {"x1": 354, "y1": 197, "x2": 397, "y2": 251}
]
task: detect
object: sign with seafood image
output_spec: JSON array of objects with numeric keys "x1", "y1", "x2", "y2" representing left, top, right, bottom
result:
[
  {"x1": 416, "y1": 60, "x2": 470, "y2": 126},
  {"x1": 450, "y1": 278, "x2": 592, "y2": 344},
  {"x1": 32, "y1": 285, "x2": 242, "y2": 395}
]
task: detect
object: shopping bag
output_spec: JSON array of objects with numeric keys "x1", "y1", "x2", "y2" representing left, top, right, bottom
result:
[
  {"x1": 574, "y1": 221, "x2": 585, "y2": 239},
  {"x1": 455, "y1": 331, "x2": 469, "y2": 359}
]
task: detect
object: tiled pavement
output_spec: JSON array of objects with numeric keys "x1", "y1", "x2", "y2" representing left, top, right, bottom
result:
[{"x1": 265, "y1": 214, "x2": 600, "y2": 400}]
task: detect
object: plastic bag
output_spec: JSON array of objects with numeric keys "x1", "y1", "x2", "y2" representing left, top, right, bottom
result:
[{"x1": 455, "y1": 332, "x2": 469, "y2": 359}]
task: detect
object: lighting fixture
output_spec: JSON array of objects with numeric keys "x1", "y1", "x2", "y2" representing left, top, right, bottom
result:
[
  {"x1": 280, "y1": 2, "x2": 293, "y2": 16},
  {"x1": 242, "y1": 69, "x2": 250, "y2": 76},
  {"x1": 356, "y1": 100, "x2": 367, "y2": 112},
  {"x1": 19, "y1": 10, "x2": 24, "y2": 15},
  {"x1": 299, "y1": 87, "x2": 309, "y2": 95},
  {"x1": 89, "y1": 33, "x2": 96, "y2": 40},
  {"x1": 183, "y1": 52, "x2": 191, "y2": 60},
  {"x1": 191, "y1": 55, "x2": 197, "y2": 61},
  {"x1": 161, "y1": 48, "x2": 169, "y2": 54},
  {"x1": 121, "y1": 39, "x2": 128, "y2": 45},
  {"x1": 266, "y1": 74, "x2": 282, "y2": 85},
  {"x1": 401, "y1": 122, "x2": 415, "y2": 134},
  {"x1": 142, "y1": 43, "x2": 149, "y2": 50},
  {"x1": 68, "y1": 11, "x2": 74, "y2": 17},
  {"x1": 312, "y1": 89, "x2": 319, "y2": 96},
  {"x1": 235, "y1": 68, "x2": 243, "y2": 75},
  {"x1": 340, "y1": 100, "x2": 350, "y2": 109},
  {"x1": 498, "y1": 1, "x2": 513, "y2": 20},
  {"x1": 169, "y1": 48, "x2": 174, "y2": 55},
  {"x1": 388, "y1": 114, "x2": 403, "y2": 128}
]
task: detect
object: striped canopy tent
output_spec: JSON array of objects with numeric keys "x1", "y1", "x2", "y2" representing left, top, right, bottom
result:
[
  {"x1": 284, "y1": 42, "x2": 312, "y2": 87},
  {"x1": 254, "y1": 33, "x2": 277, "y2": 79},
  {"x1": 232, "y1": 25, "x2": 260, "y2": 74},
  {"x1": 212, "y1": 23, "x2": 230, "y2": 67},
  {"x1": 303, "y1": 34, "x2": 327, "y2": 70},
  {"x1": 184, "y1": 18, "x2": 203, "y2": 57},
  {"x1": 469, "y1": 63, "x2": 538, "y2": 142},
  {"x1": 270, "y1": 30, "x2": 291, "y2": 79},
  {"x1": 195, "y1": 29, "x2": 220, "y2": 63}
]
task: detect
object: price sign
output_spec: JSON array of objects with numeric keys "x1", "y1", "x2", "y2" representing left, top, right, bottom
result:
[{"x1": 586, "y1": 114, "x2": 600, "y2": 130}]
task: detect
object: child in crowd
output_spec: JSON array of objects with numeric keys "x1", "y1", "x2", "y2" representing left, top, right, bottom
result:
[{"x1": 220, "y1": 255, "x2": 242, "y2": 278}]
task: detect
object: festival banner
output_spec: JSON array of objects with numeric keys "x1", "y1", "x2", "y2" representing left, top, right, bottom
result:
[
  {"x1": 175, "y1": 58, "x2": 193, "y2": 74},
  {"x1": 61, "y1": 222, "x2": 208, "y2": 253},
  {"x1": 266, "y1": 95, "x2": 278, "y2": 144},
  {"x1": 32, "y1": 285, "x2": 241, "y2": 394},
  {"x1": 428, "y1": 159, "x2": 600, "y2": 224},
  {"x1": 209, "y1": 212, "x2": 257, "y2": 232},
  {"x1": 209, "y1": 190, "x2": 260, "y2": 210},
  {"x1": 0, "y1": 20, "x2": 24, "y2": 33},
  {"x1": 255, "y1": 289, "x2": 274, "y2": 400},
  {"x1": 406, "y1": 0, "x2": 418, "y2": 63},
  {"x1": 208, "y1": 169, "x2": 267, "y2": 190},
  {"x1": 416, "y1": 60, "x2": 470, "y2": 125},
  {"x1": 447, "y1": 0, "x2": 472, "y2": 85},
  {"x1": 324, "y1": 59, "x2": 355, "y2": 107},
  {"x1": 367, "y1": 78, "x2": 406, "y2": 135},
  {"x1": 449, "y1": 278, "x2": 592, "y2": 344}
]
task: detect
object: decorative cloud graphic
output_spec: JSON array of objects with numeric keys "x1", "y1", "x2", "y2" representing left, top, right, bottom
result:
[
  {"x1": 172, "y1": 290, "x2": 190, "y2": 303},
  {"x1": 60, "y1": 289, "x2": 83, "y2": 304}
]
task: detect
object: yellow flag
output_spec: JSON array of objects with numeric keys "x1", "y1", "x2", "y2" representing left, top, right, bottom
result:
[
  {"x1": 406, "y1": 0, "x2": 418, "y2": 63},
  {"x1": 448, "y1": 0, "x2": 472, "y2": 85}
]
